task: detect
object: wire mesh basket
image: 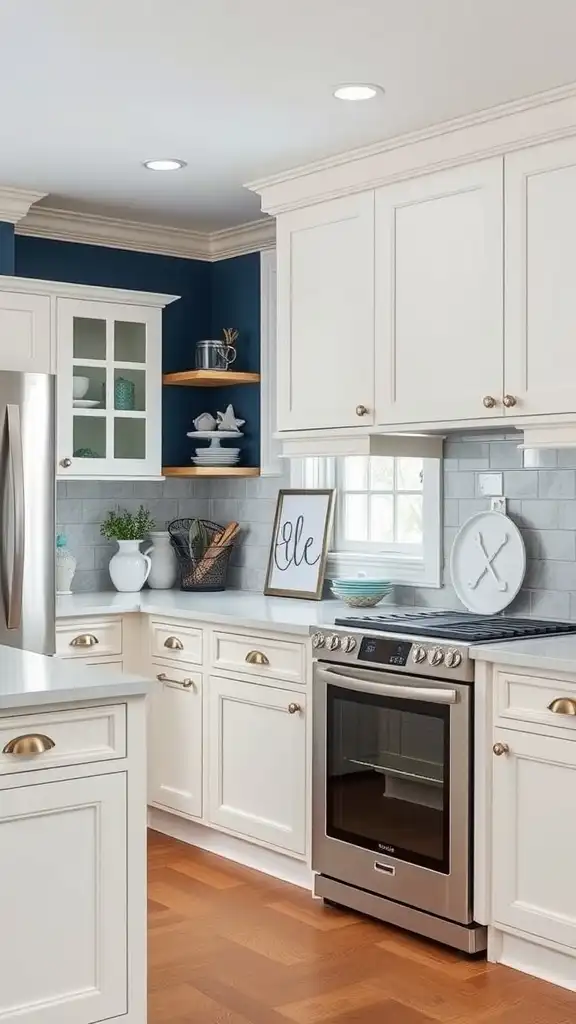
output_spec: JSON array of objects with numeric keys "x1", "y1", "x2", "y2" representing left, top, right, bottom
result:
[{"x1": 167, "y1": 518, "x2": 235, "y2": 592}]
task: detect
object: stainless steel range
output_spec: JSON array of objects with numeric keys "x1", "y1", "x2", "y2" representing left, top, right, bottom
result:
[{"x1": 311, "y1": 611, "x2": 576, "y2": 953}]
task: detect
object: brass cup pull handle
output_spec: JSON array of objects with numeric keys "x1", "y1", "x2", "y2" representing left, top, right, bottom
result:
[
  {"x1": 245, "y1": 650, "x2": 270, "y2": 666},
  {"x1": 164, "y1": 636, "x2": 184, "y2": 651},
  {"x1": 548, "y1": 697, "x2": 576, "y2": 716},
  {"x1": 355, "y1": 404, "x2": 368, "y2": 417},
  {"x1": 492, "y1": 742, "x2": 509, "y2": 756},
  {"x1": 503, "y1": 394, "x2": 517, "y2": 408},
  {"x1": 3, "y1": 734, "x2": 55, "y2": 755},
  {"x1": 156, "y1": 673, "x2": 194, "y2": 689},
  {"x1": 288, "y1": 702, "x2": 301, "y2": 715},
  {"x1": 70, "y1": 633, "x2": 99, "y2": 648},
  {"x1": 483, "y1": 395, "x2": 496, "y2": 409}
]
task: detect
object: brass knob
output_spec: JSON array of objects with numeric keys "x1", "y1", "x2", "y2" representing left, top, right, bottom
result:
[
  {"x1": 355, "y1": 404, "x2": 368, "y2": 417},
  {"x1": 70, "y1": 633, "x2": 99, "y2": 648},
  {"x1": 493, "y1": 742, "x2": 509, "y2": 756},
  {"x1": 548, "y1": 697, "x2": 576, "y2": 716},
  {"x1": 288, "y1": 703, "x2": 301, "y2": 715},
  {"x1": 483, "y1": 396, "x2": 496, "y2": 409},
  {"x1": 3, "y1": 734, "x2": 55, "y2": 755},
  {"x1": 503, "y1": 394, "x2": 517, "y2": 408},
  {"x1": 60, "y1": 457, "x2": 72, "y2": 468},
  {"x1": 245, "y1": 650, "x2": 270, "y2": 666},
  {"x1": 156, "y1": 673, "x2": 194, "y2": 689},
  {"x1": 164, "y1": 636, "x2": 184, "y2": 651}
]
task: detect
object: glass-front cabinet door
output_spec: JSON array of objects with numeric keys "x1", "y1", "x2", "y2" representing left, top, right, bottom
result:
[{"x1": 56, "y1": 298, "x2": 162, "y2": 478}]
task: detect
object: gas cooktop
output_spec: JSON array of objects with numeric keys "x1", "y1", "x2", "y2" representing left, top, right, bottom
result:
[{"x1": 333, "y1": 611, "x2": 576, "y2": 643}]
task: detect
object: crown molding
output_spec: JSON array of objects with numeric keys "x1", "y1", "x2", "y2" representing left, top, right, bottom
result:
[
  {"x1": 16, "y1": 205, "x2": 275, "y2": 261},
  {"x1": 0, "y1": 273, "x2": 179, "y2": 306},
  {"x1": 0, "y1": 187, "x2": 48, "y2": 224}
]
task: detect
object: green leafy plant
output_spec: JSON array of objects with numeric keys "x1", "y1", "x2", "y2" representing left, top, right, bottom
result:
[{"x1": 100, "y1": 505, "x2": 155, "y2": 541}]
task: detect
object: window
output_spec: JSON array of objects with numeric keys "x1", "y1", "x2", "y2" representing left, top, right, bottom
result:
[{"x1": 291, "y1": 455, "x2": 441, "y2": 587}]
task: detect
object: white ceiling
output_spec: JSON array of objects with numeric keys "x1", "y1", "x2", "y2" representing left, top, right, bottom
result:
[{"x1": 2, "y1": 0, "x2": 576, "y2": 231}]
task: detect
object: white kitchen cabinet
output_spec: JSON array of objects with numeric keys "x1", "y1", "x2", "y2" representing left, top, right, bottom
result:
[
  {"x1": 505, "y1": 136, "x2": 576, "y2": 417},
  {"x1": 375, "y1": 158, "x2": 504, "y2": 425},
  {"x1": 0, "y1": 289, "x2": 51, "y2": 373},
  {"x1": 492, "y1": 726, "x2": 576, "y2": 949},
  {"x1": 208, "y1": 674, "x2": 306, "y2": 855},
  {"x1": 148, "y1": 661, "x2": 203, "y2": 818},
  {"x1": 276, "y1": 193, "x2": 375, "y2": 431},
  {"x1": 0, "y1": 772, "x2": 127, "y2": 1024}
]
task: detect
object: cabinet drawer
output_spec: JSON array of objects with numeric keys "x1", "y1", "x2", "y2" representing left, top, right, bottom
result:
[
  {"x1": 212, "y1": 631, "x2": 306, "y2": 685},
  {"x1": 495, "y1": 669, "x2": 576, "y2": 736},
  {"x1": 56, "y1": 618, "x2": 123, "y2": 659},
  {"x1": 150, "y1": 619, "x2": 203, "y2": 665},
  {"x1": 0, "y1": 704, "x2": 126, "y2": 774}
]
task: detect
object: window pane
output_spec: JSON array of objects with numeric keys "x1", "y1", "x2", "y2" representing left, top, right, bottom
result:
[
  {"x1": 73, "y1": 415, "x2": 106, "y2": 459},
  {"x1": 343, "y1": 456, "x2": 368, "y2": 491},
  {"x1": 369, "y1": 457, "x2": 394, "y2": 491},
  {"x1": 370, "y1": 494, "x2": 394, "y2": 542},
  {"x1": 73, "y1": 317, "x2": 106, "y2": 361},
  {"x1": 396, "y1": 494, "x2": 423, "y2": 543},
  {"x1": 396, "y1": 458, "x2": 424, "y2": 491},
  {"x1": 114, "y1": 321, "x2": 146, "y2": 363},
  {"x1": 114, "y1": 417, "x2": 146, "y2": 460},
  {"x1": 343, "y1": 494, "x2": 368, "y2": 541}
]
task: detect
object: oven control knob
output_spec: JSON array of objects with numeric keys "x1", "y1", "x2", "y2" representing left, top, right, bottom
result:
[
  {"x1": 327, "y1": 634, "x2": 341, "y2": 651},
  {"x1": 427, "y1": 646, "x2": 445, "y2": 666},
  {"x1": 412, "y1": 646, "x2": 427, "y2": 664},
  {"x1": 342, "y1": 636, "x2": 356, "y2": 653},
  {"x1": 311, "y1": 632, "x2": 325, "y2": 649},
  {"x1": 445, "y1": 648, "x2": 462, "y2": 669}
]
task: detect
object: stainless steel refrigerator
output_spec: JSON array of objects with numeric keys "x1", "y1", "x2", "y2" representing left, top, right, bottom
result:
[{"x1": 0, "y1": 372, "x2": 55, "y2": 655}]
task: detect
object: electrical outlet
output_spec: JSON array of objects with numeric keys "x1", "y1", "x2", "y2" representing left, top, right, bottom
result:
[{"x1": 491, "y1": 496, "x2": 507, "y2": 514}]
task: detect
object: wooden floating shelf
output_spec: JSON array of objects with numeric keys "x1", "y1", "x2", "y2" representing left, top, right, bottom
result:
[
  {"x1": 162, "y1": 466, "x2": 261, "y2": 478},
  {"x1": 163, "y1": 370, "x2": 260, "y2": 387}
]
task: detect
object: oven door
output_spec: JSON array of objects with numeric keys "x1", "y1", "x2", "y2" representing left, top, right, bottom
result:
[{"x1": 312, "y1": 662, "x2": 472, "y2": 924}]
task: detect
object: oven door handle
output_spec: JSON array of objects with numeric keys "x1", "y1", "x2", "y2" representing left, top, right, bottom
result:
[{"x1": 316, "y1": 664, "x2": 459, "y2": 704}]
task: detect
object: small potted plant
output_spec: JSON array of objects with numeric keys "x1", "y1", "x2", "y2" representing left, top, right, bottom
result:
[{"x1": 101, "y1": 506, "x2": 155, "y2": 592}]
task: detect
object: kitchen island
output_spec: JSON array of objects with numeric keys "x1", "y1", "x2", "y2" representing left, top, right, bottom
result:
[{"x1": 0, "y1": 646, "x2": 148, "y2": 1024}]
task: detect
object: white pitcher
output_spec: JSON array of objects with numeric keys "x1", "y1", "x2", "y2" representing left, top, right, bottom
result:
[
  {"x1": 145, "y1": 531, "x2": 178, "y2": 590},
  {"x1": 108, "y1": 540, "x2": 152, "y2": 593}
]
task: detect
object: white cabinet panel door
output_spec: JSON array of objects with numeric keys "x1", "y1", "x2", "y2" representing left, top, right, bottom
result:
[
  {"x1": 0, "y1": 291, "x2": 51, "y2": 373},
  {"x1": 375, "y1": 158, "x2": 504, "y2": 425},
  {"x1": 0, "y1": 773, "x2": 127, "y2": 1024},
  {"x1": 148, "y1": 662, "x2": 203, "y2": 818},
  {"x1": 505, "y1": 137, "x2": 576, "y2": 416},
  {"x1": 276, "y1": 193, "x2": 375, "y2": 431},
  {"x1": 492, "y1": 727, "x2": 576, "y2": 948},
  {"x1": 208, "y1": 675, "x2": 306, "y2": 855}
]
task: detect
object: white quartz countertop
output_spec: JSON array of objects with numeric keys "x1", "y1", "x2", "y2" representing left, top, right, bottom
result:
[
  {"x1": 56, "y1": 590, "x2": 396, "y2": 636},
  {"x1": 0, "y1": 643, "x2": 148, "y2": 710},
  {"x1": 471, "y1": 633, "x2": 576, "y2": 676}
]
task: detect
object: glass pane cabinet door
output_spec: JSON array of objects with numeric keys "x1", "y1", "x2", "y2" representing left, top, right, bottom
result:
[{"x1": 57, "y1": 299, "x2": 162, "y2": 478}]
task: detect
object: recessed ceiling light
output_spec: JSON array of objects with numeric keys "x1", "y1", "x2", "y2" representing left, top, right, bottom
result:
[
  {"x1": 143, "y1": 158, "x2": 187, "y2": 171},
  {"x1": 333, "y1": 84, "x2": 383, "y2": 101}
]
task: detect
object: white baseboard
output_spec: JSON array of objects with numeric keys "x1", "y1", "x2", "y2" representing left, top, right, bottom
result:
[
  {"x1": 489, "y1": 927, "x2": 576, "y2": 992},
  {"x1": 148, "y1": 807, "x2": 313, "y2": 890}
]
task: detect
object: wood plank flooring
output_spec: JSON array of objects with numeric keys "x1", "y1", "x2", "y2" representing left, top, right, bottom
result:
[{"x1": 148, "y1": 830, "x2": 576, "y2": 1023}]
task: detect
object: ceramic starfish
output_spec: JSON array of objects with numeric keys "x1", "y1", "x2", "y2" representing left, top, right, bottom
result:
[{"x1": 217, "y1": 404, "x2": 245, "y2": 432}]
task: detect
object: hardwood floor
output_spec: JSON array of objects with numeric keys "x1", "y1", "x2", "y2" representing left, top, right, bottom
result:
[{"x1": 148, "y1": 830, "x2": 576, "y2": 1023}]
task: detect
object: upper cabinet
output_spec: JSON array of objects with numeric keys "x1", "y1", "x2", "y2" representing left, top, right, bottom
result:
[
  {"x1": 276, "y1": 193, "x2": 375, "y2": 431},
  {"x1": 375, "y1": 159, "x2": 504, "y2": 425},
  {"x1": 0, "y1": 290, "x2": 51, "y2": 373}
]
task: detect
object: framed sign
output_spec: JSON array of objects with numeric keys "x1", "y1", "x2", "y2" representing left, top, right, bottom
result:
[{"x1": 264, "y1": 489, "x2": 335, "y2": 600}]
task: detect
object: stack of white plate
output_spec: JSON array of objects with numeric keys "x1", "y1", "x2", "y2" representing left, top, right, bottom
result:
[{"x1": 192, "y1": 447, "x2": 240, "y2": 468}]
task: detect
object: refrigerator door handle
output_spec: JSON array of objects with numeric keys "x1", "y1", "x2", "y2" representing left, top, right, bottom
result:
[{"x1": 6, "y1": 404, "x2": 24, "y2": 630}]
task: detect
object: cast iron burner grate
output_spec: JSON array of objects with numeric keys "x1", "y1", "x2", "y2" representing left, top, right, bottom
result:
[{"x1": 333, "y1": 611, "x2": 576, "y2": 643}]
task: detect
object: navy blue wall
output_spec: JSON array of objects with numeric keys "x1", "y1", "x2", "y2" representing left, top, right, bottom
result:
[
  {"x1": 0, "y1": 222, "x2": 15, "y2": 275},
  {"x1": 14, "y1": 237, "x2": 261, "y2": 468}
]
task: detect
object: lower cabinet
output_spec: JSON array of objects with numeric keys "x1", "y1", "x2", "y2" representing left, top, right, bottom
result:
[
  {"x1": 492, "y1": 726, "x2": 576, "y2": 948},
  {"x1": 0, "y1": 773, "x2": 127, "y2": 1024},
  {"x1": 207, "y1": 675, "x2": 307, "y2": 856},
  {"x1": 148, "y1": 662, "x2": 203, "y2": 818}
]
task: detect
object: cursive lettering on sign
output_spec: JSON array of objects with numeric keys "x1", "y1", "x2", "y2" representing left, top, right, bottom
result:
[{"x1": 274, "y1": 514, "x2": 320, "y2": 572}]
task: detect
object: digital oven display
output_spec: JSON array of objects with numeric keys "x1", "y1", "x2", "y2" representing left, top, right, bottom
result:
[{"x1": 358, "y1": 637, "x2": 413, "y2": 667}]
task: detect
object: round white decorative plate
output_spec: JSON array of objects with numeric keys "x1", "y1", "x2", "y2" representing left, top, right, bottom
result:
[{"x1": 450, "y1": 511, "x2": 526, "y2": 615}]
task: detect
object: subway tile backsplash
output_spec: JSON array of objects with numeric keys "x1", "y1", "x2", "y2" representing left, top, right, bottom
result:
[{"x1": 57, "y1": 432, "x2": 576, "y2": 620}]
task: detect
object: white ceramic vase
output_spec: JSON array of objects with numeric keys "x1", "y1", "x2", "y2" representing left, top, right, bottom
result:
[
  {"x1": 145, "y1": 531, "x2": 178, "y2": 590},
  {"x1": 108, "y1": 540, "x2": 151, "y2": 593},
  {"x1": 56, "y1": 539, "x2": 77, "y2": 595}
]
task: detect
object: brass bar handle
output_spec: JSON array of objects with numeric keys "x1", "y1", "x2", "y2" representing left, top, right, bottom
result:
[
  {"x1": 164, "y1": 636, "x2": 184, "y2": 651},
  {"x1": 492, "y1": 742, "x2": 509, "y2": 756},
  {"x1": 245, "y1": 650, "x2": 270, "y2": 666},
  {"x1": 548, "y1": 697, "x2": 576, "y2": 716},
  {"x1": 3, "y1": 733, "x2": 55, "y2": 755},
  {"x1": 70, "y1": 634, "x2": 99, "y2": 648},
  {"x1": 288, "y1": 702, "x2": 302, "y2": 715},
  {"x1": 503, "y1": 394, "x2": 517, "y2": 408},
  {"x1": 156, "y1": 672, "x2": 194, "y2": 689}
]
